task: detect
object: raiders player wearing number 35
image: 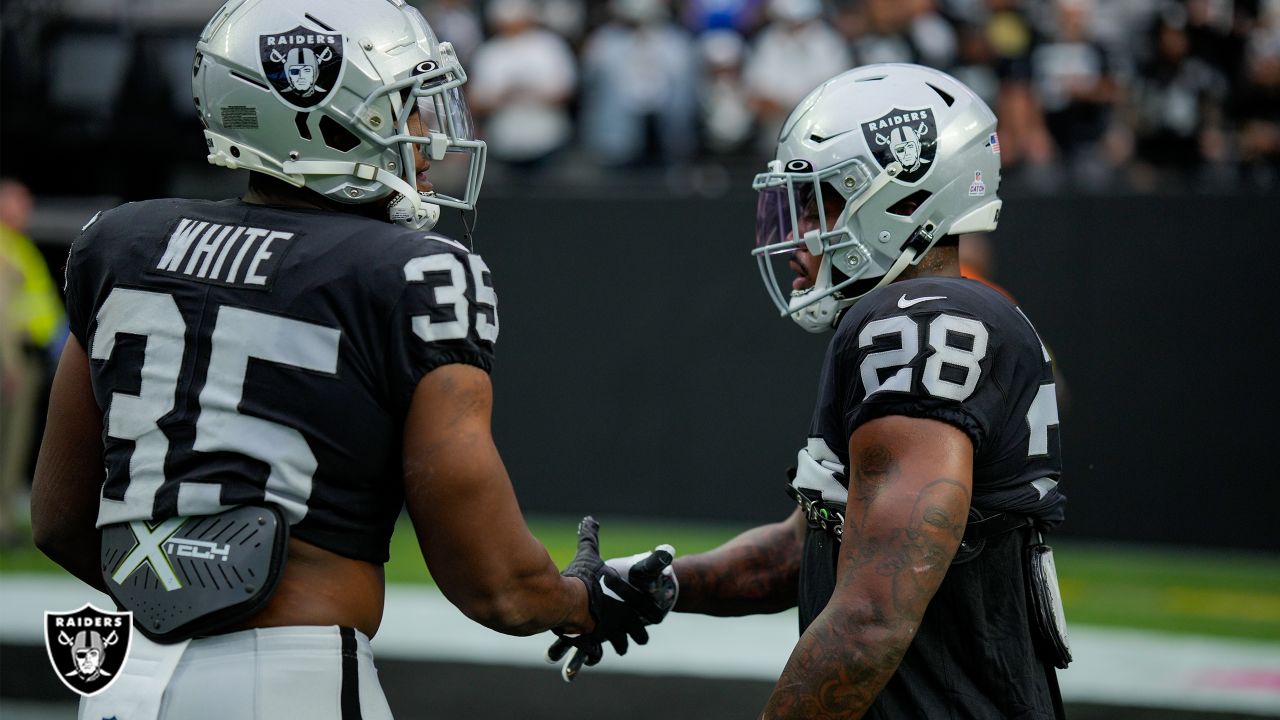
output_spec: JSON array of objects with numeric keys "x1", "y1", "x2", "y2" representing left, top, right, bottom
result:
[
  {"x1": 30, "y1": 1, "x2": 673, "y2": 718},
  {"x1": 611, "y1": 64, "x2": 1071, "y2": 718}
]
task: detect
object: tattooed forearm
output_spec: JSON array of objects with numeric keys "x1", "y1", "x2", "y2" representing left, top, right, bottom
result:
[
  {"x1": 673, "y1": 513, "x2": 804, "y2": 616},
  {"x1": 762, "y1": 438, "x2": 971, "y2": 719},
  {"x1": 764, "y1": 609, "x2": 912, "y2": 720},
  {"x1": 879, "y1": 478, "x2": 969, "y2": 616}
]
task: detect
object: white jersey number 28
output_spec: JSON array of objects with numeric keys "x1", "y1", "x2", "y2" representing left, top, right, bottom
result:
[
  {"x1": 858, "y1": 313, "x2": 989, "y2": 401},
  {"x1": 856, "y1": 312, "x2": 1058, "y2": 459}
]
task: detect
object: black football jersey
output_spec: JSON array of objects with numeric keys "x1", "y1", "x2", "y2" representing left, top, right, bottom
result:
[
  {"x1": 797, "y1": 276, "x2": 1066, "y2": 717},
  {"x1": 810, "y1": 275, "x2": 1065, "y2": 524},
  {"x1": 64, "y1": 198, "x2": 498, "y2": 563}
]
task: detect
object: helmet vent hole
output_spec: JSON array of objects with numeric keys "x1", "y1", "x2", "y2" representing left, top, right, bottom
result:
[
  {"x1": 856, "y1": 75, "x2": 886, "y2": 82},
  {"x1": 886, "y1": 190, "x2": 932, "y2": 217},
  {"x1": 809, "y1": 133, "x2": 827, "y2": 143},
  {"x1": 319, "y1": 115, "x2": 361, "y2": 152},
  {"x1": 295, "y1": 112, "x2": 312, "y2": 141},
  {"x1": 304, "y1": 13, "x2": 336, "y2": 32},
  {"x1": 229, "y1": 71, "x2": 269, "y2": 91},
  {"x1": 926, "y1": 83, "x2": 955, "y2": 107}
]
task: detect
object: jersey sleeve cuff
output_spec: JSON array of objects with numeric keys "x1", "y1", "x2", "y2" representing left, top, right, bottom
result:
[
  {"x1": 395, "y1": 350, "x2": 494, "y2": 412},
  {"x1": 846, "y1": 399, "x2": 986, "y2": 452}
]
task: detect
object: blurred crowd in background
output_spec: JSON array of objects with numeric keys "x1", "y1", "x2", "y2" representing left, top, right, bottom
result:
[
  {"x1": 2, "y1": 0, "x2": 1280, "y2": 197},
  {"x1": 437, "y1": 0, "x2": 1280, "y2": 191}
]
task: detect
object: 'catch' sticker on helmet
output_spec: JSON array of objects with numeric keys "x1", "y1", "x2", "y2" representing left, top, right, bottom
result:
[
  {"x1": 259, "y1": 26, "x2": 346, "y2": 111},
  {"x1": 862, "y1": 106, "x2": 937, "y2": 185}
]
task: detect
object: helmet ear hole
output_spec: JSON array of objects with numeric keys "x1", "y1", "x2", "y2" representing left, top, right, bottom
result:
[
  {"x1": 319, "y1": 115, "x2": 360, "y2": 152},
  {"x1": 886, "y1": 190, "x2": 932, "y2": 217},
  {"x1": 294, "y1": 111, "x2": 312, "y2": 141}
]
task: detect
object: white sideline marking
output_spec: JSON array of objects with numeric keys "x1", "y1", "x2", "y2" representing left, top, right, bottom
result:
[{"x1": 2, "y1": 575, "x2": 1278, "y2": 715}]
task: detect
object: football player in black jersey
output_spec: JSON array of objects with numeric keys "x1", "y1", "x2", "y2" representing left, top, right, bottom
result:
[
  {"x1": 589, "y1": 64, "x2": 1070, "y2": 717},
  {"x1": 29, "y1": 1, "x2": 671, "y2": 717}
]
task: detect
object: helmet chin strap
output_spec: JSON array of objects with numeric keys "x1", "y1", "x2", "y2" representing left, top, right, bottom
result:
[
  {"x1": 788, "y1": 253, "x2": 844, "y2": 334},
  {"x1": 788, "y1": 246, "x2": 918, "y2": 332},
  {"x1": 387, "y1": 191, "x2": 441, "y2": 230},
  {"x1": 282, "y1": 160, "x2": 441, "y2": 230}
]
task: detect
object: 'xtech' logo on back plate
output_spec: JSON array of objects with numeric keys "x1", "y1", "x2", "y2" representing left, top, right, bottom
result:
[
  {"x1": 44, "y1": 604, "x2": 133, "y2": 696},
  {"x1": 862, "y1": 106, "x2": 938, "y2": 185},
  {"x1": 259, "y1": 25, "x2": 346, "y2": 111}
]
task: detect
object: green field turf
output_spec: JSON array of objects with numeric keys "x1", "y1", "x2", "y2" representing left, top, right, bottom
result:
[{"x1": 5, "y1": 516, "x2": 1278, "y2": 642}]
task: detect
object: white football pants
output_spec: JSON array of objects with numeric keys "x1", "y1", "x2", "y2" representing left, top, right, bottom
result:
[{"x1": 79, "y1": 625, "x2": 394, "y2": 720}]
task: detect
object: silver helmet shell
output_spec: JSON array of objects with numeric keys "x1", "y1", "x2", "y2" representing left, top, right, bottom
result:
[
  {"x1": 193, "y1": 0, "x2": 486, "y2": 228},
  {"x1": 753, "y1": 63, "x2": 1002, "y2": 332}
]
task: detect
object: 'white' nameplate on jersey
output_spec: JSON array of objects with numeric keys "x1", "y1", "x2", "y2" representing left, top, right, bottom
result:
[{"x1": 151, "y1": 218, "x2": 296, "y2": 290}]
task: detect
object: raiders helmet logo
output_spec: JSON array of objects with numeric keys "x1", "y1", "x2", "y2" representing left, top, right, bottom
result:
[
  {"x1": 862, "y1": 106, "x2": 938, "y2": 185},
  {"x1": 259, "y1": 26, "x2": 346, "y2": 111},
  {"x1": 44, "y1": 604, "x2": 133, "y2": 696}
]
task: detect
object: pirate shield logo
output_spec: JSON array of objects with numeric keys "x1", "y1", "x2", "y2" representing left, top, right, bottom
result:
[
  {"x1": 259, "y1": 25, "x2": 345, "y2": 111},
  {"x1": 44, "y1": 604, "x2": 133, "y2": 696},
  {"x1": 862, "y1": 106, "x2": 938, "y2": 185}
]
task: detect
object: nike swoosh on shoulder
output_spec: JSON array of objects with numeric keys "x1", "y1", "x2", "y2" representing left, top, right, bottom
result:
[{"x1": 898, "y1": 293, "x2": 947, "y2": 308}]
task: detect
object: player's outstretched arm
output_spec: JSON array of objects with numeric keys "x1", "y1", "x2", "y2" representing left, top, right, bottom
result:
[
  {"x1": 31, "y1": 336, "x2": 109, "y2": 592},
  {"x1": 670, "y1": 507, "x2": 807, "y2": 616},
  {"x1": 760, "y1": 415, "x2": 973, "y2": 720},
  {"x1": 402, "y1": 363, "x2": 591, "y2": 636}
]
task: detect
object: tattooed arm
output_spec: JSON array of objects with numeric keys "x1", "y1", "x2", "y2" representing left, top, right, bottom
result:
[
  {"x1": 760, "y1": 415, "x2": 973, "y2": 719},
  {"x1": 671, "y1": 508, "x2": 806, "y2": 616}
]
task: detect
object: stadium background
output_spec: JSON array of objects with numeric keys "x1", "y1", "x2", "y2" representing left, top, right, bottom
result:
[{"x1": 1, "y1": 0, "x2": 1278, "y2": 718}]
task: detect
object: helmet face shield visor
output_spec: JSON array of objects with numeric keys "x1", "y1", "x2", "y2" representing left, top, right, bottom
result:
[
  {"x1": 751, "y1": 157, "x2": 875, "y2": 316},
  {"x1": 399, "y1": 90, "x2": 484, "y2": 209},
  {"x1": 348, "y1": 49, "x2": 487, "y2": 212},
  {"x1": 416, "y1": 88, "x2": 475, "y2": 141},
  {"x1": 754, "y1": 183, "x2": 800, "y2": 255}
]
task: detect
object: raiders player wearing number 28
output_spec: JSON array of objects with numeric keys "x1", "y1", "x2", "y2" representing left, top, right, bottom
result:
[
  {"x1": 31, "y1": 1, "x2": 673, "y2": 718},
  {"x1": 620, "y1": 64, "x2": 1070, "y2": 718}
]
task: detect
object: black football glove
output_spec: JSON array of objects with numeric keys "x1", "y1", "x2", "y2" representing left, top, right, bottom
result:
[
  {"x1": 549, "y1": 516, "x2": 613, "y2": 678},
  {"x1": 547, "y1": 517, "x2": 677, "y2": 682}
]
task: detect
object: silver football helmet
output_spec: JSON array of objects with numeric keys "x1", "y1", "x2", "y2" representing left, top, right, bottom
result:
[
  {"x1": 193, "y1": 0, "x2": 487, "y2": 230},
  {"x1": 753, "y1": 63, "x2": 1002, "y2": 332}
]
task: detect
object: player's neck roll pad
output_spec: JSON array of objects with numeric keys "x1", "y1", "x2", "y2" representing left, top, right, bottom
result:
[{"x1": 100, "y1": 505, "x2": 289, "y2": 643}]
